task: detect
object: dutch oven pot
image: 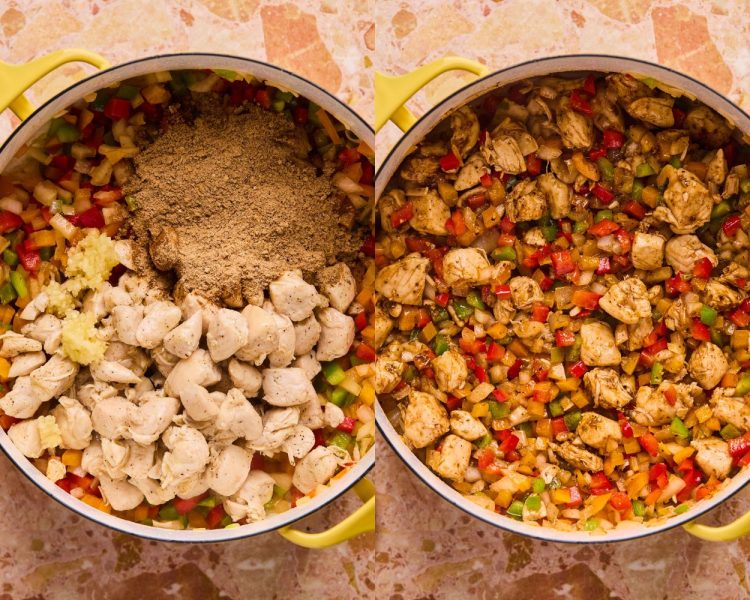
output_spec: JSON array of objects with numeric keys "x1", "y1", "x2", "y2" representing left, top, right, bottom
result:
[
  {"x1": 375, "y1": 54, "x2": 750, "y2": 543},
  {"x1": 0, "y1": 50, "x2": 374, "y2": 546}
]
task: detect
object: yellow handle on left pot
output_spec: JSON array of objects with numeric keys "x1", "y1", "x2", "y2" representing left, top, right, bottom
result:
[
  {"x1": 375, "y1": 56, "x2": 489, "y2": 133},
  {"x1": 278, "y1": 478, "x2": 375, "y2": 548},
  {"x1": 683, "y1": 507, "x2": 750, "y2": 541},
  {"x1": 0, "y1": 49, "x2": 110, "y2": 121}
]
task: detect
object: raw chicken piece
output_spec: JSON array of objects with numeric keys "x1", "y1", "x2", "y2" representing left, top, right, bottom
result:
[
  {"x1": 224, "y1": 471, "x2": 276, "y2": 523},
  {"x1": 583, "y1": 368, "x2": 632, "y2": 409},
  {"x1": 552, "y1": 442, "x2": 603, "y2": 472},
  {"x1": 207, "y1": 308, "x2": 249, "y2": 362},
  {"x1": 703, "y1": 280, "x2": 746, "y2": 311},
  {"x1": 0, "y1": 331, "x2": 42, "y2": 357},
  {"x1": 291, "y1": 445, "x2": 346, "y2": 494},
  {"x1": 205, "y1": 444, "x2": 252, "y2": 496},
  {"x1": 374, "y1": 255, "x2": 429, "y2": 305},
  {"x1": 654, "y1": 168, "x2": 713, "y2": 234},
  {"x1": 227, "y1": 360, "x2": 262, "y2": 397},
  {"x1": 481, "y1": 133, "x2": 526, "y2": 174},
  {"x1": 631, "y1": 382, "x2": 701, "y2": 426},
  {"x1": 266, "y1": 311, "x2": 296, "y2": 368},
  {"x1": 402, "y1": 390, "x2": 450, "y2": 448},
  {"x1": 91, "y1": 397, "x2": 133, "y2": 439},
  {"x1": 216, "y1": 389, "x2": 263, "y2": 442},
  {"x1": 556, "y1": 96, "x2": 595, "y2": 149},
  {"x1": 262, "y1": 368, "x2": 317, "y2": 407},
  {"x1": 8, "y1": 351, "x2": 46, "y2": 379},
  {"x1": 538, "y1": 172, "x2": 572, "y2": 219},
  {"x1": 98, "y1": 475, "x2": 144, "y2": 511},
  {"x1": 577, "y1": 412, "x2": 622, "y2": 450},
  {"x1": 316, "y1": 308, "x2": 355, "y2": 361},
  {"x1": 179, "y1": 383, "x2": 220, "y2": 422},
  {"x1": 409, "y1": 191, "x2": 450, "y2": 236},
  {"x1": 21, "y1": 314, "x2": 62, "y2": 354},
  {"x1": 316, "y1": 263, "x2": 356, "y2": 313},
  {"x1": 684, "y1": 105, "x2": 733, "y2": 148},
  {"x1": 665, "y1": 235, "x2": 717, "y2": 274},
  {"x1": 504, "y1": 179, "x2": 547, "y2": 222},
  {"x1": 135, "y1": 301, "x2": 182, "y2": 349},
  {"x1": 449, "y1": 410, "x2": 488, "y2": 441},
  {"x1": 599, "y1": 278, "x2": 651, "y2": 324},
  {"x1": 450, "y1": 105, "x2": 480, "y2": 158},
  {"x1": 429, "y1": 434, "x2": 472, "y2": 480},
  {"x1": 626, "y1": 97, "x2": 674, "y2": 127},
  {"x1": 269, "y1": 271, "x2": 322, "y2": 322},
  {"x1": 432, "y1": 349, "x2": 468, "y2": 393},
  {"x1": 236, "y1": 305, "x2": 279, "y2": 365},
  {"x1": 373, "y1": 357, "x2": 405, "y2": 394},
  {"x1": 129, "y1": 394, "x2": 181, "y2": 444},
  {"x1": 631, "y1": 232, "x2": 665, "y2": 271},
  {"x1": 580, "y1": 322, "x2": 621, "y2": 367},
  {"x1": 160, "y1": 426, "x2": 210, "y2": 488},
  {"x1": 509, "y1": 276, "x2": 544, "y2": 310},
  {"x1": 688, "y1": 342, "x2": 728, "y2": 390},
  {"x1": 710, "y1": 388, "x2": 750, "y2": 432},
  {"x1": 692, "y1": 438, "x2": 732, "y2": 480},
  {"x1": 163, "y1": 311, "x2": 202, "y2": 359},
  {"x1": 7, "y1": 420, "x2": 43, "y2": 458},
  {"x1": 111, "y1": 305, "x2": 144, "y2": 346},
  {"x1": 52, "y1": 396, "x2": 92, "y2": 450},
  {"x1": 293, "y1": 316, "x2": 321, "y2": 356},
  {"x1": 164, "y1": 349, "x2": 222, "y2": 398}
]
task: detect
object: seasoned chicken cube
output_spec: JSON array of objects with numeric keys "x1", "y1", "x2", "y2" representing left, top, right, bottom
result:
[
  {"x1": 291, "y1": 446, "x2": 343, "y2": 494},
  {"x1": 442, "y1": 248, "x2": 497, "y2": 288},
  {"x1": 710, "y1": 388, "x2": 750, "y2": 432},
  {"x1": 684, "y1": 105, "x2": 733, "y2": 149},
  {"x1": 481, "y1": 133, "x2": 526, "y2": 174},
  {"x1": 703, "y1": 280, "x2": 746, "y2": 311},
  {"x1": 21, "y1": 313, "x2": 62, "y2": 354},
  {"x1": 706, "y1": 149, "x2": 727, "y2": 185},
  {"x1": 135, "y1": 301, "x2": 182, "y2": 349},
  {"x1": 580, "y1": 322, "x2": 621, "y2": 367},
  {"x1": 625, "y1": 97, "x2": 674, "y2": 128},
  {"x1": 432, "y1": 349, "x2": 468, "y2": 393},
  {"x1": 373, "y1": 357, "x2": 405, "y2": 394},
  {"x1": 205, "y1": 444, "x2": 252, "y2": 497},
  {"x1": 692, "y1": 438, "x2": 732, "y2": 480},
  {"x1": 556, "y1": 96, "x2": 594, "y2": 149},
  {"x1": 269, "y1": 271, "x2": 322, "y2": 322},
  {"x1": 513, "y1": 318, "x2": 551, "y2": 354},
  {"x1": 206, "y1": 308, "x2": 249, "y2": 362},
  {"x1": 52, "y1": 396, "x2": 92, "y2": 450},
  {"x1": 430, "y1": 434, "x2": 472, "y2": 480},
  {"x1": 450, "y1": 105, "x2": 480, "y2": 158},
  {"x1": 316, "y1": 308, "x2": 355, "y2": 361},
  {"x1": 400, "y1": 156, "x2": 440, "y2": 185},
  {"x1": 98, "y1": 476, "x2": 144, "y2": 512},
  {"x1": 0, "y1": 332, "x2": 42, "y2": 358},
  {"x1": 688, "y1": 342, "x2": 728, "y2": 390},
  {"x1": 374, "y1": 255, "x2": 429, "y2": 305},
  {"x1": 236, "y1": 305, "x2": 279, "y2": 365},
  {"x1": 538, "y1": 173, "x2": 572, "y2": 219},
  {"x1": 163, "y1": 311, "x2": 202, "y2": 359},
  {"x1": 627, "y1": 317, "x2": 653, "y2": 351},
  {"x1": 720, "y1": 262, "x2": 750, "y2": 291},
  {"x1": 504, "y1": 179, "x2": 547, "y2": 222},
  {"x1": 605, "y1": 73, "x2": 651, "y2": 107},
  {"x1": 8, "y1": 351, "x2": 46, "y2": 379},
  {"x1": 599, "y1": 278, "x2": 651, "y2": 324},
  {"x1": 552, "y1": 442, "x2": 603, "y2": 472},
  {"x1": 654, "y1": 168, "x2": 713, "y2": 234},
  {"x1": 509, "y1": 276, "x2": 544, "y2": 310},
  {"x1": 293, "y1": 315, "x2": 321, "y2": 356},
  {"x1": 402, "y1": 390, "x2": 450, "y2": 448},
  {"x1": 449, "y1": 410, "x2": 488, "y2": 441},
  {"x1": 577, "y1": 412, "x2": 622, "y2": 450},
  {"x1": 631, "y1": 232, "x2": 665, "y2": 271},
  {"x1": 583, "y1": 368, "x2": 632, "y2": 409},
  {"x1": 455, "y1": 153, "x2": 488, "y2": 191},
  {"x1": 30, "y1": 355, "x2": 79, "y2": 404},
  {"x1": 7, "y1": 420, "x2": 44, "y2": 458},
  {"x1": 631, "y1": 382, "x2": 701, "y2": 426},
  {"x1": 262, "y1": 368, "x2": 317, "y2": 407},
  {"x1": 409, "y1": 191, "x2": 450, "y2": 236},
  {"x1": 665, "y1": 235, "x2": 717, "y2": 274},
  {"x1": 664, "y1": 297, "x2": 698, "y2": 332},
  {"x1": 316, "y1": 263, "x2": 356, "y2": 313}
]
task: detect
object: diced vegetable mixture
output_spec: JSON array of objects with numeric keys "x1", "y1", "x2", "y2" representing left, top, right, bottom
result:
[
  {"x1": 0, "y1": 69, "x2": 375, "y2": 530},
  {"x1": 376, "y1": 72, "x2": 750, "y2": 533}
]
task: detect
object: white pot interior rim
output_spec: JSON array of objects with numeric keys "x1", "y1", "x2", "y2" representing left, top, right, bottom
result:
[
  {"x1": 0, "y1": 52, "x2": 374, "y2": 542},
  {"x1": 375, "y1": 54, "x2": 750, "y2": 543}
]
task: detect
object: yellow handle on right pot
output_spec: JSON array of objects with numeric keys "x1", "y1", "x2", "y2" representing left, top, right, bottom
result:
[
  {"x1": 683, "y1": 508, "x2": 750, "y2": 541},
  {"x1": 375, "y1": 56, "x2": 489, "y2": 133},
  {"x1": 0, "y1": 49, "x2": 110, "y2": 121}
]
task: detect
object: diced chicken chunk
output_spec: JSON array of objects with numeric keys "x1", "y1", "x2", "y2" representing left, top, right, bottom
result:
[
  {"x1": 164, "y1": 349, "x2": 222, "y2": 398},
  {"x1": 293, "y1": 315, "x2": 320, "y2": 356},
  {"x1": 224, "y1": 471, "x2": 276, "y2": 522},
  {"x1": 270, "y1": 271, "x2": 322, "y2": 322},
  {"x1": 692, "y1": 438, "x2": 732, "y2": 480},
  {"x1": 52, "y1": 396, "x2": 92, "y2": 450},
  {"x1": 455, "y1": 153, "x2": 488, "y2": 191},
  {"x1": 0, "y1": 331, "x2": 42, "y2": 357},
  {"x1": 684, "y1": 105, "x2": 733, "y2": 149},
  {"x1": 162, "y1": 311, "x2": 202, "y2": 359},
  {"x1": 317, "y1": 263, "x2": 356, "y2": 313},
  {"x1": 688, "y1": 342, "x2": 728, "y2": 390},
  {"x1": 227, "y1": 360, "x2": 262, "y2": 398},
  {"x1": 449, "y1": 410, "x2": 487, "y2": 441},
  {"x1": 450, "y1": 106, "x2": 480, "y2": 158},
  {"x1": 205, "y1": 444, "x2": 252, "y2": 497},
  {"x1": 236, "y1": 305, "x2": 279, "y2": 365},
  {"x1": 262, "y1": 368, "x2": 317, "y2": 407},
  {"x1": 91, "y1": 397, "x2": 133, "y2": 439},
  {"x1": 206, "y1": 308, "x2": 249, "y2": 362},
  {"x1": 432, "y1": 349, "x2": 468, "y2": 393},
  {"x1": 665, "y1": 235, "x2": 717, "y2": 274},
  {"x1": 580, "y1": 322, "x2": 621, "y2": 366},
  {"x1": 316, "y1": 308, "x2": 355, "y2": 361},
  {"x1": 8, "y1": 351, "x2": 46, "y2": 379},
  {"x1": 160, "y1": 426, "x2": 210, "y2": 489},
  {"x1": 430, "y1": 434, "x2": 472, "y2": 480},
  {"x1": 442, "y1": 248, "x2": 498, "y2": 288},
  {"x1": 481, "y1": 133, "x2": 526, "y2": 174},
  {"x1": 631, "y1": 382, "x2": 701, "y2": 426},
  {"x1": 577, "y1": 412, "x2": 622, "y2": 450},
  {"x1": 112, "y1": 305, "x2": 144, "y2": 346},
  {"x1": 504, "y1": 179, "x2": 547, "y2": 222},
  {"x1": 552, "y1": 442, "x2": 603, "y2": 472},
  {"x1": 402, "y1": 390, "x2": 450, "y2": 448},
  {"x1": 267, "y1": 311, "x2": 295, "y2": 368},
  {"x1": 179, "y1": 383, "x2": 219, "y2": 422},
  {"x1": 216, "y1": 389, "x2": 263, "y2": 442},
  {"x1": 583, "y1": 368, "x2": 632, "y2": 409},
  {"x1": 703, "y1": 280, "x2": 746, "y2": 311},
  {"x1": 509, "y1": 276, "x2": 544, "y2": 310},
  {"x1": 98, "y1": 475, "x2": 144, "y2": 511},
  {"x1": 7, "y1": 420, "x2": 43, "y2": 458},
  {"x1": 654, "y1": 168, "x2": 713, "y2": 234},
  {"x1": 129, "y1": 394, "x2": 181, "y2": 445},
  {"x1": 631, "y1": 232, "x2": 665, "y2": 271},
  {"x1": 626, "y1": 97, "x2": 674, "y2": 127},
  {"x1": 373, "y1": 357, "x2": 405, "y2": 394},
  {"x1": 538, "y1": 173, "x2": 572, "y2": 219},
  {"x1": 291, "y1": 445, "x2": 344, "y2": 494},
  {"x1": 409, "y1": 191, "x2": 450, "y2": 236},
  {"x1": 135, "y1": 301, "x2": 182, "y2": 349},
  {"x1": 556, "y1": 96, "x2": 595, "y2": 149},
  {"x1": 21, "y1": 314, "x2": 62, "y2": 354},
  {"x1": 711, "y1": 389, "x2": 750, "y2": 432},
  {"x1": 374, "y1": 255, "x2": 429, "y2": 305},
  {"x1": 599, "y1": 278, "x2": 651, "y2": 324}
]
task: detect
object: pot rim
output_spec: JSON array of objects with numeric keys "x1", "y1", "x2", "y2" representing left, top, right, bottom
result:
[
  {"x1": 0, "y1": 52, "x2": 374, "y2": 543},
  {"x1": 375, "y1": 53, "x2": 750, "y2": 543}
]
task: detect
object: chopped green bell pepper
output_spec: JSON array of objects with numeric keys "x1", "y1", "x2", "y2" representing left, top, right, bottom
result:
[
  {"x1": 669, "y1": 156, "x2": 682, "y2": 168},
  {"x1": 329, "y1": 432, "x2": 353, "y2": 449},
  {"x1": 631, "y1": 180, "x2": 644, "y2": 199},
  {"x1": 594, "y1": 209, "x2": 613, "y2": 223},
  {"x1": 525, "y1": 494, "x2": 541, "y2": 511},
  {"x1": 720, "y1": 423, "x2": 741, "y2": 440},
  {"x1": 532, "y1": 478, "x2": 545, "y2": 494},
  {"x1": 466, "y1": 290, "x2": 485, "y2": 310},
  {"x1": 573, "y1": 219, "x2": 588, "y2": 234},
  {"x1": 650, "y1": 362, "x2": 664, "y2": 385},
  {"x1": 597, "y1": 157, "x2": 614, "y2": 181},
  {"x1": 548, "y1": 399, "x2": 564, "y2": 417},
  {"x1": 507, "y1": 500, "x2": 524, "y2": 519},
  {"x1": 322, "y1": 362, "x2": 346, "y2": 385},
  {"x1": 452, "y1": 299, "x2": 474, "y2": 320},
  {"x1": 158, "y1": 505, "x2": 180, "y2": 521},
  {"x1": 115, "y1": 85, "x2": 140, "y2": 100},
  {"x1": 699, "y1": 305, "x2": 717, "y2": 326},
  {"x1": 2, "y1": 249, "x2": 17, "y2": 267},
  {"x1": 635, "y1": 163, "x2": 655, "y2": 177},
  {"x1": 670, "y1": 417, "x2": 690, "y2": 439},
  {"x1": 584, "y1": 518, "x2": 599, "y2": 531},
  {"x1": 476, "y1": 433, "x2": 493, "y2": 448},
  {"x1": 564, "y1": 410, "x2": 582, "y2": 432},
  {"x1": 711, "y1": 200, "x2": 731, "y2": 221},
  {"x1": 735, "y1": 375, "x2": 750, "y2": 397},
  {"x1": 632, "y1": 499, "x2": 646, "y2": 517},
  {"x1": 492, "y1": 246, "x2": 517, "y2": 262},
  {"x1": 431, "y1": 306, "x2": 450, "y2": 323},
  {"x1": 10, "y1": 270, "x2": 27, "y2": 298},
  {"x1": 433, "y1": 334, "x2": 450, "y2": 356}
]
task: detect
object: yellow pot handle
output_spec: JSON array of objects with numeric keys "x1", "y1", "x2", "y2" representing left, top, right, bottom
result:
[
  {"x1": 277, "y1": 478, "x2": 375, "y2": 548},
  {"x1": 683, "y1": 507, "x2": 750, "y2": 541},
  {"x1": 0, "y1": 49, "x2": 110, "y2": 121},
  {"x1": 375, "y1": 56, "x2": 489, "y2": 133}
]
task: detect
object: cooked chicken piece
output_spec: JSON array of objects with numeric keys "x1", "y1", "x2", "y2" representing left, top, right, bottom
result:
[
  {"x1": 299, "y1": 394, "x2": 325, "y2": 429},
  {"x1": 631, "y1": 232, "x2": 665, "y2": 271},
  {"x1": 224, "y1": 471, "x2": 276, "y2": 523},
  {"x1": 505, "y1": 179, "x2": 547, "y2": 222},
  {"x1": 90, "y1": 360, "x2": 142, "y2": 385},
  {"x1": 91, "y1": 397, "x2": 133, "y2": 439},
  {"x1": 509, "y1": 276, "x2": 544, "y2": 310},
  {"x1": 281, "y1": 425, "x2": 316, "y2": 464},
  {"x1": 164, "y1": 349, "x2": 222, "y2": 400},
  {"x1": 160, "y1": 425, "x2": 210, "y2": 489},
  {"x1": 599, "y1": 278, "x2": 651, "y2": 325},
  {"x1": 552, "y1": 442, "x2": 604, "y2": 472},
  {"x1": 538, "y1": 172, "x2": 572, "y2": 219},
  {"x1": 665, "y1": 235, "x2": 717, "y2": 274},
  {"x1": 205, "y1": 444, "x2": 253, "y2": 496},
  {"x1": 432, "y1": 349, "x2": 468, "y2": 393},
  {"x1": 495, "y1": 120, "x2": 539, "y2": 156},
  {"x1": 293, "y1": 352, "x2": 322, "y2": 380},
  {"x1": 7, "y1": 420, "x2": 44, "y2": 458},
  {"x1": 179, "y1": 383, "x2": 220, "y2": 422},
  {"x1": 577, "y1": 412, "x2": 622, "y2": 450},
  {"x1": 626, "y1": 97, "x2": 674, "y2": 128},
  {"x1": 430, "y1": 434, "x2": 472, "y2": 480},
  {"x1": 402, "y1": 390, "x2": 450, "y2": 448},
  {"x1": 76, "y1": 381, "x2": 118, "y2": 411},
  {"x1": 481, "y1": 133, "x2": 526, "y2": 174},
  {"x1": 721, "y1": 262, "x2": 750, "y2": 291},
  {"x1": 706, "y1": 149, "x2": 727, "y2": 185},
  {"x1": 374, "y1": 255, "x2": 430, "y2": 305},
  {"x1": 631, "y1": 382, "x2": 701, "y2": 426},
  {"x1": 605, "y1": 73, "x2": 651, "y2": 107},
  {"x1": 0, "y1": 376, "x2": 45, "y2": 419},
  {"x1": 656, "y1": 130, "x2": 690, "y2": 161},
  {"x1": 82, "y1": 283, "x2": 115, "y2": 321},
  {"x1": 51, "y1": 396, "x2": 92, "y2": 450},
  {"x1": 664, "y1": 297, "x2": 697, "y2": 332},
  {"x1": 98, "y1": 475, "x2": 144, "y2": 511},
  {"x1": 372, "y1": 303, "x2": 395, "y2": 349},
  {"x1": 654, "y1": 168, "x2": 713, "y2": 234},
  {"x1": 317, "y1": 263, "x2": 356, "y2": 313},
  {"x1": 580, "y1": 322, "x2": 621, "y2": 366},
  {"x1": 373, "y1": 357, "x2": 406, "y2": 394},
  {"x1": 135, "y1": 301, "x2": 182, "y2": 349},
  {"x1": 409, "y1": 190, "x2": 450, "y2": 236},
  {"x1": 18, "y1": 291, "x2": 48, "y2": 321},
  {"x1": 216, "y1": 389, "x2": 263, "y2": 442},
  {"x1": 0, "y1": 332, "x2": 42, "y2": 358},
  {"x1": 162, "y1": 311, "x2": 202, "y2": 359},
  {"x1": 99, "y1": 438, "x2": 129, "y2": 480},
  {"x1": 703, "y1": 280, "x2": 746, "y2": 311},
  {"x1": 400, "y1": 156, "x2": 441, "y2": 184},
  {"x1": 513, "y1": 318, "x2": 551, "y2": 354},
  {"x1": 455, "y1": 153, "x2": 489, "y2": 191},
  {"x1": 44, "y1": 457, "x2": 66, "y2": 482},
  {"x1": 150, "y1": 344, "x2": 178, "y2": 377},
  {"x1": 105, "y1": 342, "x2": 150, "y2": 376},
  {"x1": 442, "y1": 248, "x2": 501, "y2": 287},
  {"x1": 324, "y1": 402, "x2": 345, "y2": 428},
  {"x1": 523, "y1": 227, "x2": 547, "y2": 247},
  {"x1": 8, "y1": 351, "x2": 46, "y2": 379},
  {"x1": 269, "y1": 271, "x2": 322, "y2": 322},
  {"x1": 206, "y1": 308, "x2": 249, "y2": 362},
  {"x1": 119, "y1": 441, "x2": 156, "y2": 480},
  {"x1": 556, "y1": 96, "x2": 594, "y2": 149},
  {"x1": 684, "y1": 105, "x2": 733, "y2": 149},
  {"x1": 111, "y1": 305, "x2": 144, "y2": 346},
  {"x1": 291, "y1": 445, "x2": 346, "y2": 495},
  {"x1": 130, "y1": 476, "x2": 175, "y2": 506},
  {"x1": 626, "y1": 317, "x2": 653, "y2": 352},
  {"x1": 21, "y1": 314, "x2": 62, "y2": 354},
  {"x1": 227, "y1": 359, "x2": 262, "y2": 398},
  {"x1": 688, "y1": 342, "x2": 728, "y2": 390},
  {"x1": 692, "y1": 438, "x2": 732, "y2": 480},
  {"x1": 449, "y1": 410, "x2": 488, "y2": 441},
  {"x1": 583, "y1": 368, "x2": 632, "y2": 409},
  {"x1": 316, "y1": 308, "x2": 355, "y2": 362},
  {"x1": 450, "y1": 105, "x2": 480, "y2": 158},
  {"x1": 262, "y1": 368, "x2": 317, "y2": 407},
  {"x1": 235, "y1": 305, "x2": 279, "y2": 365},
  {"x1": 179, "y1": 292, "x2": 217, "y2": 334},
  {"x1": 246, "y1": 407, "x2": 299, "y2": 453},
  {"x1": 172, "y1": 472, "x2": 210, "y2": 500},
  {"x1": 267, "y1": 311, "x2": 296, "y2": 368},
  {"x1": 591, "y1": 88, "x2": 624, "y2": 132},
  {"x1": 710, "y1": 388, "x2": 750, "y2": 432},
  {"x1": 129, "y1": 393, "x2": 181, "y2": 445},
  {"x1": 293, "y1": 315, "x2": 321, "y2": 356}
]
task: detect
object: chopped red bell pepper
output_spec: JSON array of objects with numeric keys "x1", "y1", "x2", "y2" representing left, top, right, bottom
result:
[
  {"x1": 338, "y1": 147, "x2": 361, "y2": 166},
  {"x1": 476, "y1": 447, "x2": 496, "y2": 470},
  {"x1": 486, "y1": 342, "x2": 505, "y2": 362},
  {"x1": 499, "y1": 433, "x2": 520, "y2": 454},
  {"x1": 589, "y1": 472, "x2": 614, "y2": 494},
  {"x1": 569, "y1": 89, "x2": 593, "y2": 117},
  {"x1": 435, "y1": 292, "x2": 450, "y2": 307},
  {"x1": 68, "y1": 206, "x2": 105, "y2": 228},
  {"x1": 566, "y1": 486, "x2": 583, "y2": 508},
  {"x1": 602, "y1": 128, "x2": 624, "y2": 149},
  {"x1": 405, "y1": 237, "x2": 432, "y2": 253},
  {"x1": 639, "y1": 432, "x2": 660, "y2": 457},
  {"x1": 639, "y1": 337, "x2": 668, "y2": 367},
  {"x1": 690, "y1": 318, "x2": 712, "y2": 342},
  {"x1": 0, "y1": 211, "x2": 23, "y2": 234},
  {"x1": 206, "y1": 505, "x2": 227, "y2": 529},
  {"x1": 439, "y1": 152, "x2": 461, "y2": 172},
  {"x1": 507, "y1": 84, "x2": 528, "y2": 105},
  {"x1": 618, "y1": 415, "x2": 634, "y2": 439},
  {"x1": 174, "y1": 493, "x2": 207, "y2": 515},
  {"x1": 444, "y1": 210, "x2": 467, "y2": 236},
  {"x1": 424, "y1": 248, "x2": 445, "y2": 280},
  {"x1": 665, "y1": 272, "x2": 691, "y2": 296},
  {"x1": 571, "y1": 289, "x2": 601, "y2": 310},
  {"x1": 474, "y1": 366, "x2": 488, "y2": 383},
  {"x1": 539, "y1": 275, "x2": 554, "y2": 291},
  {"x1": 355, "y1": 343, "x2": 377, "y2": 362},
  {"x1": 582, "y1": 74, "x2": 597, "y2": 96},
  {"x1": 555, "y1": 329, "x2": 576, "y2": 347},
  {"x1": 642, "y1": 320, "x2": 667, "y2": 347},
  {"x1": 728, "y1": 308, "x2": 750, "y2": 328},
  {"x1": 663, "y1": 385, "x2": 677, "y2": 406},
  {"x1": 649, "y1": 463, "x2": 668, "y2": 482},
  {"x1": 738, "y1": 450, "x2": 750, "y2": 467},
  {"x1": 722, "y1": 214, "x2": 743, "y2": 237},
  {"x1": 693, "y1": 257, "x2": 714, "y2": 279},
  {"x1": 360, "y1": 160, "x2": 374, "y2": 185},
  {"x1": 390, "y1": 202, "x2": 414, "y2": 228},
  {"x1": 551, "y1": 250, "x2": 576, "y2": 276},
  {"x1": 416, "y1": 309, "x2": 431, "y2": 329},
  {"x1": 354, "y1": 312, "x2": 368, "y2": 331},
  {"x1": 255, "y1": 89, "x2": 272, "y2": 109},
  {"x1": 16, "y1": 245, "x2": 40, "y2": 273},
  {"x1": 466, "y1": 192, "x2": 487, "y2": 210},
  {"x1": 492, "y1": 388, "x2": 508, "y2": 403},
  {"x1": 609, "y1": 491, "x2": 631, "y2": 511},
  {"x1": 446, "y1": 395, "x2": 462, "y2": 411},
  {"x1": 103, "y1": 97, "x2": 132, "y2": 120},
  {"x1": 588, "y1": 147, "x2": 607, "y2": 161},
  {"x1": 551, "y1": 416, "x2": 568, "y2": 436},
  {"x1": 588, "y1": 218, "x2": 620, "y2": 237},
  {"x1": 672, "y1": 107, "x2": 686, "y2": 128},
  {"x1": 292, "y1": 105, "x2": 308, "y2": 125},
  {"x1": 337, "y1": 417, "x2": 357, "y2": 433},
  {"x1": 533, "y1": 386, "x2": 551, "y2": 403},
  {"x1": 591, "y1": 183, "x2": 615, "y2": 204},
  {"x1": 507, "y1": 358, "x2": 523, "y2": 380},
  {"x1": 499, "y1": 216, "x2": 516, "y2": 233},
  {"x1": 676, "y1": 457, "x2": 695, "y2": 474},
  {"x1": 251, "y1": 454, "x2": 266, "y2": 470},
  {"x1": 360, "y1": 235, "x2": 375, "y2": 257},
  {"x1": 622, "y1": 200, "x2": 646, "y2": 220},
  {"x1": 492, "y1": 284, "x2": 512, "y2": 300},
  {"x1": 479, "y1": 172, "x2": 494, "y2": 188},
  {"x1": 531, "y1": 303, "x2": 550, "y2": 323},
  {"x1": 568, "y1": 360, "x2": 588, "y2": 378},
  {"x1": 728, "y1": 434, "x2": 750, "y2": 458},
  {"x1": 526, "y1": 152, "x2": 542, "y2": 176}
]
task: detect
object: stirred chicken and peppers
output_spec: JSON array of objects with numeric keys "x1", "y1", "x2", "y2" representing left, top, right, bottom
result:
[{"x1": 377, "y1": 72, "x2": 750, "y2": 532}]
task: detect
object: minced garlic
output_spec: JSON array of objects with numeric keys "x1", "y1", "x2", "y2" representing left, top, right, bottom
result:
[
  {"x1": 65, "y1": 230, "x2": 119, "y2": 291},
  {"x1": 44, "y1": 280, "x2": 76, "y2": 317},
  {"x1": 37, "y1": 415, "x2": 62, "y2": 450},
  {"x1": 61, "y1": 311, "x2": 107, "y2": 365}
]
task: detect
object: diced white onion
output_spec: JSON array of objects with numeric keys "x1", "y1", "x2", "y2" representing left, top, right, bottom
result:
[{"x1": 0, "y1": 196, "x2": 23, "y2": 214}]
